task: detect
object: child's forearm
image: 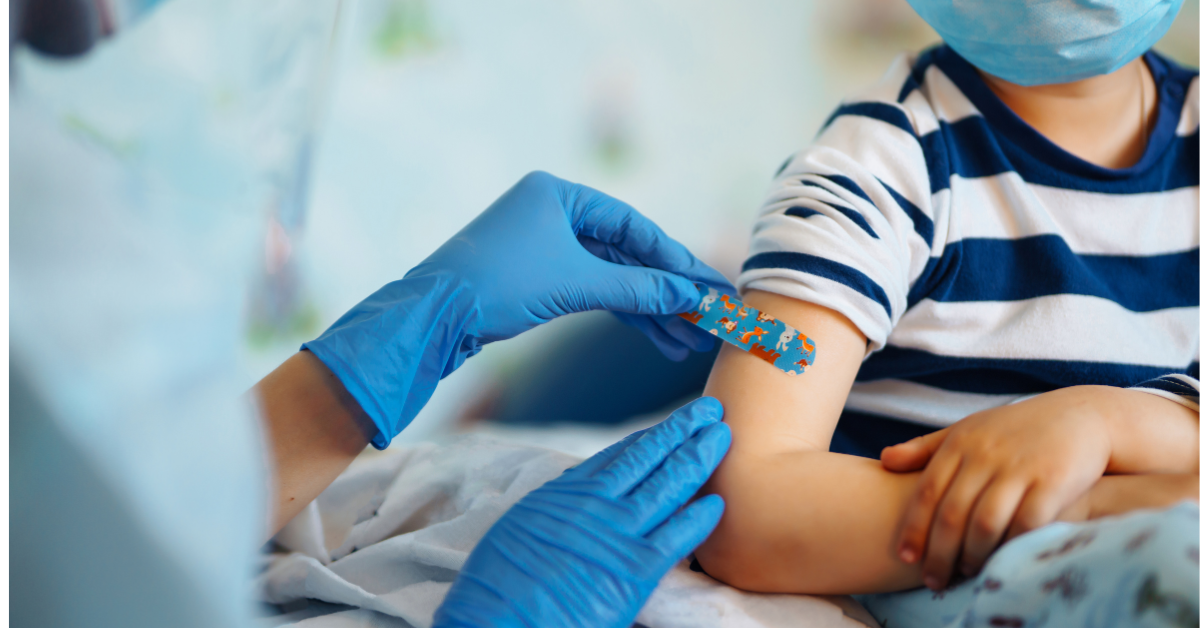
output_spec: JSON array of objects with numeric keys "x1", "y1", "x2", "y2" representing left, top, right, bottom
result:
[
  {"x1": 1091, "y1": 386, "x2": 1199, "y2": 474},
  {"x1": 697, "y1": 447, "x2": 925, "y2": 594},
  {"x1": 698, "y1": 451, "x2": 1199, "y2": 596},
  {"x1": 695, "y1": 291, "x2": 907, "y2": 594},
  {"x1": 1065, "y1": 473, "x2": 1200, "y2": 522}
]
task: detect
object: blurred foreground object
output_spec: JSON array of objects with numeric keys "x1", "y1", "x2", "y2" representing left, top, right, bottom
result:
[{"x1": 10, "y1": 1, "x2": 343, "y2": 625}]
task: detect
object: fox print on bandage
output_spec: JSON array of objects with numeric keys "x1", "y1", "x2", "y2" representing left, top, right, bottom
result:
[{"x1": 680, "y1": 284, "x2": 816, "y2": 375}]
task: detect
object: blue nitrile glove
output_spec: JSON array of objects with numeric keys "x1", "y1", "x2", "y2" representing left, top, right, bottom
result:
[
  {"x1": 303, "y1": 171, "x2": 733, "y2": 448},
  {"x1": 433, "y1": 397, "x2": 732, "y2": 628}
]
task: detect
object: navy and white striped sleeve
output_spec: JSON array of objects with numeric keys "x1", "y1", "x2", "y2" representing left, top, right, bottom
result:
[
  {"x1": 739, "y1": 61, "x2": 937, "y2": 352},
  {"x1": 1128, "y1": 370, "x2": 1200, "y2": 411}
]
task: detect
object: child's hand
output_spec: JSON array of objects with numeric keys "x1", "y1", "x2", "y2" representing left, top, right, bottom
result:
[{"x1": 881, "y1": 388, "x2": 1114, "y2": 590}]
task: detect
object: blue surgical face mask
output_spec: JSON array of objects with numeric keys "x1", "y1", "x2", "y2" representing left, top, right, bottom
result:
[{"x1": 905, "y1": 0, "x2": 1184, "y2": 86}]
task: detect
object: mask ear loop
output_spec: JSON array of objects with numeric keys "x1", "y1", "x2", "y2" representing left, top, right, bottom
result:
[{"x1": 1139, "y1": 57, "x2": 1150, "y2": 157}]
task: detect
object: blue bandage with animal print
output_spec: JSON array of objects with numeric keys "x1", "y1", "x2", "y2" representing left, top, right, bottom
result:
[{"x1": 678, "y1": 284, "x2": 816, "y2": 375}]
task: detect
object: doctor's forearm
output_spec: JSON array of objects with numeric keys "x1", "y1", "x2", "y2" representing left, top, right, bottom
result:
[{"x1": 254, "y1": 351, "x2": 377, "y2": 537}]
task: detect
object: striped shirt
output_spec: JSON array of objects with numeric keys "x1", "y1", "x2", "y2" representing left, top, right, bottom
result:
[{"x1": 739, "y1": 45, "x2": 1199, "y2": 430}]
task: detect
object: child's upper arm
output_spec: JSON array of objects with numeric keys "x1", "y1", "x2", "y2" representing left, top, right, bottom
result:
[
  {"x1": 698, "y1": 291, "x2": 932, "y2": 593},
  {"x1": 711, "y1": 91, "x2": 938, "y2": 454},
  {"x1": 694, "y1": 60, "x2": 944, "y2": 591},
  {"x1": 698, "y1": 290, "x2": 925, "y2": 593},
  {"x1": 704, "y1": 290, "x2": 868, "y2": 457}
]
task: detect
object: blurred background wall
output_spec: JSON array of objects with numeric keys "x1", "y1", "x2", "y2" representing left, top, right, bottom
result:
[{"x1": 13, "y1": 0, "x2": 1199, "y2": 444}]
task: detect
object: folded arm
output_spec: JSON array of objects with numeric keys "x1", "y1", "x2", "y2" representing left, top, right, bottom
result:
[
  {"x1": 1097, "y1": 386, "x2": 1198, "y2": 474},
  {"x1": 695, "y1": 291, "x2": 1199, "y2": 595},
  {"x1": 694, "y1": 290, "x2": 926, "y2": 594}
]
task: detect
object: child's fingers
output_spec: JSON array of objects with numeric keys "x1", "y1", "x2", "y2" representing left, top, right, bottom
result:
[
  {"x1": 920, "y1": 464, "x2": 994, "y2": 590},
  {"x1": 959, "y1": 477, "x2": 1030, "y2": 577},
  {"x1": 881, "y1": 429, "x2": 949, "y2": 473},
  {"x1": 1003, "y1": 483, "x2": 1064, "y2": 543},
  {"x1": 896, "y1": 449, "x2": 962, "y2": 565}
]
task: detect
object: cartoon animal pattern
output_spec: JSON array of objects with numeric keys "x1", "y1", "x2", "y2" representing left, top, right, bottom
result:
[{"x1": 678, "y1": 284, "x2": 816, "y2": 375}]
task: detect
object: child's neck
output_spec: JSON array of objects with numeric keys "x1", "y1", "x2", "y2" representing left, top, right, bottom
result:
[{"x1": 979, "y1": 59, "x2": 1156, "y2": 169}]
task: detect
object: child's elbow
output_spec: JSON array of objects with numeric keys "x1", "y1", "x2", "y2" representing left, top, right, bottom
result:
[
  {"x1": 694, "y1": 520, "x2": 779, "y2": 592},
  {"x1": 693, "y1": 454, "x2": 801, "y2": 592}
]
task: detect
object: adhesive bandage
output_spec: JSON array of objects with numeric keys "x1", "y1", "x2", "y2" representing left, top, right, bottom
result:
[{"x1": 679, "y1": 284, "x2": 816, "y2": 375}]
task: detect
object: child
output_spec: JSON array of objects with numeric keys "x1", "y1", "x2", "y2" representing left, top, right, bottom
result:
[{"x1": 693, "y1": 0, "x2": 1198, "y2": 624}]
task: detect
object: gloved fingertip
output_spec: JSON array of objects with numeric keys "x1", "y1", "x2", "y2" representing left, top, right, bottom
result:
[
  {"x1": 625, "y1": 312, "x2": 692, "y2": 362},
  {"x1": 700, "y1": 421, "x2": 732, "y2": 453},
  {"x1": 679, "y1": 494, "x2": 726, "y2": 534},
  {"x1": 648, "y1": 493, "x2": 726, "y2": 557},
  {"x1": 701, "y1": 272, "x2": 736, "y2": 294},
  {"x1": 658, "y1": 313, "x2": 712, "y2": 352},
  {"x1": 675, "y1": 324, "x2": 716, "y2": 352},
  {"x1": 694, "y1": 493, "x2": 726, "y2": 515},
  {"x1": 660, "y1": 273, "x2": 702, "y2": 313},
  {"x1": 689, "y1": 423, "x2": 732, "y2": 472},
  {"x1": 658, "y1": 341, "x2": 689, "y2": 363},
  {"x1": 684, "y1": 396, "x2": 724, "y2": 424}
]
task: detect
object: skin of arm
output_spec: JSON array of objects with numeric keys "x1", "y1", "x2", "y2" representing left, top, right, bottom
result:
[
  {"x1": 695, "y1": 290, "x2": 1199, "y2": 595},
  {"x1": 1094, "y1": 389, "x2": 1200, "y2": 475},
  {"x1": 253, "y1": 351, "x2": 377, "y2": 537},
  {"x1": 1072, "y1": 473, "x2": 1199, "y2": 521},
  {"x1": 698, "y1": 57, "x2": 1189, "y2": 596},
  {"x1": 874, "y1": 55, "x2": 1196, "y2": 589},
  {"x1": 1062, "y1": 473, "x2": 1199, "y2": 522},
  {"x1": 882, "y1": 387, "x2": 1198, "y2": 589},
  {"x1": 694, "y1": 289, "x2": 936, "y2": 594}
]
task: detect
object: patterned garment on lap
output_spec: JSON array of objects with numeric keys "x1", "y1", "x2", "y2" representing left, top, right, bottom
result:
[{"x1": 858, "y1": 501, "x2": 1200, "y2": 628}]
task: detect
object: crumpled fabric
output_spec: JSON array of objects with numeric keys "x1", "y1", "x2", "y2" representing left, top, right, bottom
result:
[
  {"x1": 859, "y1": 501, "x2": 1200, "y2": 628},
  {"x1": 258, "y1": 437, "x2": 874, "y2": 628}
]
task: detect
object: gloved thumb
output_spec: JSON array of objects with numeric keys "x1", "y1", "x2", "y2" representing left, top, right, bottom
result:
[{"x1": 575, "y1": 263, "x2": 700, "y2": 316}]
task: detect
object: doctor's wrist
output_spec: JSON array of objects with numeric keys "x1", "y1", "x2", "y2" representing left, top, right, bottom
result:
[{"x1": 256, "y1": 351, "x2": 377, "y2": 536}]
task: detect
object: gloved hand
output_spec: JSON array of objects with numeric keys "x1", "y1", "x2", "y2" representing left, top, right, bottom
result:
[
  {"x1": 409, "y1": 170, "x2": 732, "y2": 358},
  {"x1": 304, "y1": 171, "x2": 733, "y2": 447},
  {"x1": 433, "y1": 397, "x2": 732, "y2": 628}
]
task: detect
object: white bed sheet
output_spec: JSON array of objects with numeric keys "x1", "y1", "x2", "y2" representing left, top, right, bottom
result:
[{"x1": 257, "y1": 435, "x2": 877, "y2": 628}]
